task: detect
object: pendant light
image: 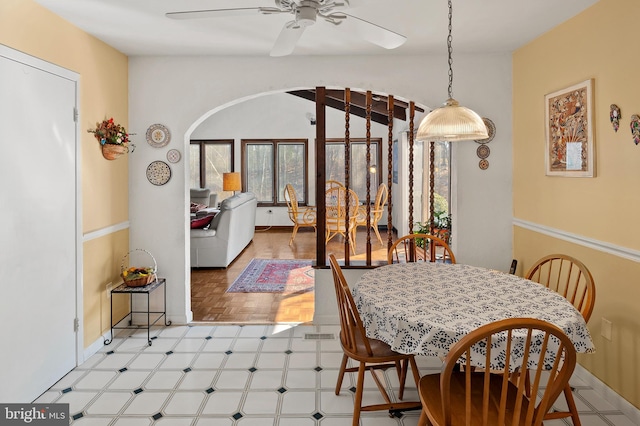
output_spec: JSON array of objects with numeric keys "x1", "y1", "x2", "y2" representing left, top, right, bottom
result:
[{"x1": 416, "y1": 0, "x2": 488, "y2": 142}]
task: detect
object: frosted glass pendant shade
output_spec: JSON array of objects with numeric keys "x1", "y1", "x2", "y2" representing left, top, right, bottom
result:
[{"x1": 416, "y1": 98, "x2": 488, "y2": 142}]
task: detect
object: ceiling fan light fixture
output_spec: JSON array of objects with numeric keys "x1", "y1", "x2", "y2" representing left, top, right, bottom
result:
[
  {"x1": 416, "y1": 0, "x2": 487, "y2": 142},
  {"x1": 295, "y1": 4, "x2": 317, "y2": 26}
]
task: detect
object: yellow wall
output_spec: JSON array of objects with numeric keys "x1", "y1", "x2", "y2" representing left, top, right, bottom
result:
[
  {"x1": 0, "y1": 0, "x2": 130, "y2": 348},
  {"x1": 514, "y1": 0, "x2": 640, "y2": 408}
]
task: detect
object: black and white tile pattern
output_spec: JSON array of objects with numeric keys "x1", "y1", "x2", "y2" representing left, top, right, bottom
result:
[{"x1": 35, "y1": 324, "x2": 636, "y2": 425}]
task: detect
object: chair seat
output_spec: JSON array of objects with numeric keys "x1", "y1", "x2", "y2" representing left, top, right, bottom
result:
[
  {"x1": 345, "y1": 332, "x2": 407, "y2": 361},
  {"x1": 420, "y1": 371, "x2": 532, "y2": 426}
]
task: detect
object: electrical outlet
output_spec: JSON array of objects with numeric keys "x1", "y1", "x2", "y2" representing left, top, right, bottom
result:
[
  {"x1": 106, "y1": 281, "x2": 114, "y2": 299},
  {"x1": 601, "y1": 317, "x2": 612, "y2": 341}
]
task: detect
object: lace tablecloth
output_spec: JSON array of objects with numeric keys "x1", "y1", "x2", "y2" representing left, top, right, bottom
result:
[{"x1": 353, "y1": 263, "x2": 595, "y2": 370}]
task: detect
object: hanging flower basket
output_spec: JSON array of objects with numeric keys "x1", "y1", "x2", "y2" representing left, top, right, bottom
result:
[
  {"x1": 102, "y1": 143, "x2": 128, "y2": 160},
  {"x1": 88, "y1": 117, "x2": 135, "y2": 161}
]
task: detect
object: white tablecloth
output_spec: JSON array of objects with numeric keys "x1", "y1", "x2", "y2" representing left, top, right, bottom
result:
[{"x1": 353, "y1": 263, "x2": 595, "y2": 370}]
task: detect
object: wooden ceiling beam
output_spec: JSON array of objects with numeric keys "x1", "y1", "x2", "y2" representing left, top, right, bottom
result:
[
  {"x1": 325, "y1": 89, "x2": 406, "y2": 121},
  {"x1": 288, "y1": 89, "x2": 424, "y2": 125}
]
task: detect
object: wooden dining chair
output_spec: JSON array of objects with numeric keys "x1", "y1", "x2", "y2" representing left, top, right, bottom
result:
[
  {"x1": 283, "y1": 183, "x2": 317, "y2": 245},
  {"x1": 355, "y1": 183, "x2": 388, "y2": 245},
  {"x1": 417, "y1": 317, "x2": 577, "y2": 426},
  {"x1": 388, "y1": 233, "x2": 456, "y2": 264},
  {"x1": 525, "y1": 254, "x2": 596, "y2": 322},
  {"x1": 525, "y1": 253, "x2": 596, "y2": 426},
  {"x1": 328, "y1": 254, "x2": 422, "y2": 426}
]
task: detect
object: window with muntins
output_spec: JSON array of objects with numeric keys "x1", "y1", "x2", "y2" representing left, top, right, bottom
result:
[
  {"x1": 190, "y1": 140, "x2": 234, "y2": 199},
  {"x1": 242, "y1": 139, "x2": 308, "y2": 206},
  {"x1": 326, "y1": 138, "x2": 382, "y2": 202}
]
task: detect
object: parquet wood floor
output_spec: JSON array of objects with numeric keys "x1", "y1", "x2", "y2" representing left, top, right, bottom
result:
[{"x1": 190, "y1": 227, "x2": 392, "y2": 324}]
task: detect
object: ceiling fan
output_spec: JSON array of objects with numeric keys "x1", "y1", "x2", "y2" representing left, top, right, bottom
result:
[{"x1": 165, "y1": 0, "x2": 406, "y2": 57}]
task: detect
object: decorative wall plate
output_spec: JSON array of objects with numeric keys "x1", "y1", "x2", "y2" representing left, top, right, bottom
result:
[
  {"x1": 146, "y1": 123, "x2": 171, "y2": 148},
  {"x1": 167, "y1": 149, "x2": 181, "y2": 163},
  {"x1": 146, "y1": 160, "x2": 171, "y2": 185},
  {"x1": 477, "y1": 144, "x2": 490, "y2": 159},
  {"x1": 475, "y1": 118, "x2": 496, "y2": 144},
  {"x1": 479, "y1": 159, "x2": 489, "y2": 170}
]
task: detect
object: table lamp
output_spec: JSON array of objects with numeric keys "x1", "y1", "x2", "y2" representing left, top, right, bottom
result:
[{"x1": 223, "y1": 172, "x2": 241, "y2": 195}]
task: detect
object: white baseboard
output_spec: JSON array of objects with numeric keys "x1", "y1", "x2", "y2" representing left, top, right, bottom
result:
[
  {"x1": 82, "y1": 332, "x2": 109, "y2": 363},
  {"x1": 574, "y1": 364, "x2": 640, "y2": 423},
  {"x1": 81, "y1": 312, "x2": 191, "y2": 364},
  {"x1": 81, "y1": 318, "x2": 132, "y2": 363},
  {"x1": 312, "y1": 313, "x2": 339, "y2": 325}
]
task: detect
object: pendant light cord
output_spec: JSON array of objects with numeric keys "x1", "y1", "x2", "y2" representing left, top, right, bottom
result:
[{"x1": 447, "y1": 0, "x2": 453, "y2": 100}]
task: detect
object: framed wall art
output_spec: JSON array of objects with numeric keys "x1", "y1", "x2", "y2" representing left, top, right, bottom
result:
[{"x1": 545, "y1": 79, "x2": 595, "y2": 177}]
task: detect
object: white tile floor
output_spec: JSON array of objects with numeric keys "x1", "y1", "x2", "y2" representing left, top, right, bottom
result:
[{"x1": 36, "y1": 324, "x2": 637, "y2": 425}]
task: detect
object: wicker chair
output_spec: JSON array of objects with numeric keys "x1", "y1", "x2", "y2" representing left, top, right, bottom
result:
[
  {"x1": 325, "y1": 186, "x2": 359, "y2": 254},
  {"x1": 283, "y1": 183, "x2": 316, "y2": 245},
  {"x1": 325, "y1": 180, "x2": 344, "y2": 191},
  {"x1": 355, "y1": 183, "x2": 388, "y2": 245}
]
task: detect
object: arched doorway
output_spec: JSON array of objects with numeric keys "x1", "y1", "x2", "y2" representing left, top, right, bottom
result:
[{"x1": 185, "y1": 87, "x2": 447, "y2": 322}]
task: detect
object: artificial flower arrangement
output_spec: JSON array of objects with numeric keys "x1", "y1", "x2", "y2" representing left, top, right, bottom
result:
[{"x1": 87, "y1": 117, "x2": 135, "y2": 152}]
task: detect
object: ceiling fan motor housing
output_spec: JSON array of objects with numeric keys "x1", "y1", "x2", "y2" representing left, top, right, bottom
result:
[{"x1": 296, "y1": 1, "x2": 319, "y2": 26}]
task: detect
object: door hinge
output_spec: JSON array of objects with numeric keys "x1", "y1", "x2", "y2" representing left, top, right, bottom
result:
[
  {"x1": 73, "y1": 107, "x2": 78, "y2": 122},
  {"x1": 74, "y1": 318, "x2": 79, "y2": 332}
]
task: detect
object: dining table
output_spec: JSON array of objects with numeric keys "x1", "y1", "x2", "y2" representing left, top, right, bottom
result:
[{"x1": 352, "y1": 262, "x2": 595, "y2": 370}]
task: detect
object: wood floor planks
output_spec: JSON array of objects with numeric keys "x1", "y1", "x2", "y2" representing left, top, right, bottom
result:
[{"x1": 190, "y1": 227, "x2": 392, "y2": 323}]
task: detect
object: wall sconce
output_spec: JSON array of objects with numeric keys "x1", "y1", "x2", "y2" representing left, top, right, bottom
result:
[
  {"x1": 305, "y1": 112, "x2": 316, "y2": 125},
  {"x1": 368, "y1": 164, "x2": 377, "y2": 174},
  {"x1": 223, "y1": 172, "x2": 241, "y2": 195}
]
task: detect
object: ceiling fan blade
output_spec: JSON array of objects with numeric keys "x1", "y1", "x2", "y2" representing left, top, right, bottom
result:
[
  {"x1": 270, "y1": 23, "x2": 306, "y2": 57},
  {"x1": 165, "y1": 8, "x2": 263, "y2": 20},
  {"x1": 336, "y1": 13, "x2": 406, "y2": 49}
]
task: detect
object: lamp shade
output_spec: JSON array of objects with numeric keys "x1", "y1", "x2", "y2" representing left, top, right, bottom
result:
[
  {"x1": 416, "y1": 98, "x2": 488, "y2": 142},
  {"x1": 222, "y1": 172, "x2": 241, "y2": 192}
]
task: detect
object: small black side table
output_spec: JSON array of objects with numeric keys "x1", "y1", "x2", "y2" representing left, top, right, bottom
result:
[{"x1": 104, "y1": 278, "x2": 171, "y2": 346}]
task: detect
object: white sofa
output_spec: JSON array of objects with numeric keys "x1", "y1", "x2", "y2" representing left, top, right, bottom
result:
[
  {"x1": 190, "y1": 188, "x2": 218, "y2": 209},
  {"x1": 190, "y1": 192, "x2": 257, "y2": 268}
]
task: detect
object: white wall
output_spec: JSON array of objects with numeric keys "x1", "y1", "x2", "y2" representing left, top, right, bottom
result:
[{"x1": 128, "y1": 54, "x2": 512, "y2": 324}]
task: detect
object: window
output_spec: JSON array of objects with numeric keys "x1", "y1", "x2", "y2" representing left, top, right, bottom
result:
[
  {"x1": 415, "y1": 140, "x2": 451, "y2": 222},
  {"x1": 241, "y1": 139, "x2": 308, "y2": 206},
  {"x1": 189, "y1": 140, "x2": 234, "y2": 198},
  {"x1": 326, "y1": 138, "x2": 382, "y2": 202}
]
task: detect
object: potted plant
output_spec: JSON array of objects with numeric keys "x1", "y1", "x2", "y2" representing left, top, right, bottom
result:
[
  {"x1": 414, "y1": 210, "x2": 452, "y2": 245},
  {"x1": 88, "y1": 117, "x2": 135, "y2": 160}
]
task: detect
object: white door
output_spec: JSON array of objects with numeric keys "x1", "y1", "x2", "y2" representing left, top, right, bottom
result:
[{"x1": 0, "y1": 46, "x2": 79, "y2": 402}]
